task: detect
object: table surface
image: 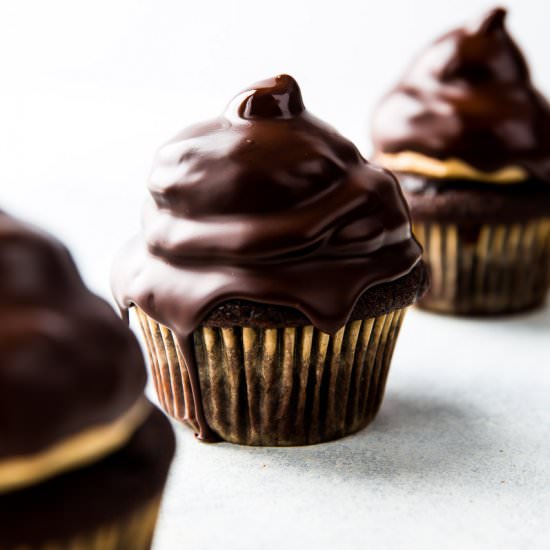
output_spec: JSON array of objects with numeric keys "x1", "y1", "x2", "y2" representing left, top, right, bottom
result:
[
  {"x1": 152, "y1": 305, "x2": 550, "y2": 550},
  {"x1": 1, "y1": 2, "x2": 549, "y2": 544}
]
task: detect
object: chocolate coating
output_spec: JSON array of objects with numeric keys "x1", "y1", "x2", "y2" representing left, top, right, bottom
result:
[
  {"x1": 0, "y1": 212, "x2": 147, "y2": 460},
  {"x1": 115, "y1": 74, "x2": 421, "y2": 332},
  {"x1": 0, "y1": 408, "x2": 175, "y2": 545},
  {"x1": 372, "y1": 8, "x2": 550, "y2": 181},
  {"x1": 113, "y1": 75, "x2": 423, "y2": 440}
]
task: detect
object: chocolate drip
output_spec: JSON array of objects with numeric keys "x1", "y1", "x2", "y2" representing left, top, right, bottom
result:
[
  {"x1": 0, "y1": 212, "x2": 147, "y2": 460},
  {"x1": 372, "y1": 8, "x2": 550, "y2": 182},
  {"x1": 113, "y1": 75, "x2": 422, "y2": 441},
  {"x1": 176, "y1": 335, "x2": 219, "y2": 441}
]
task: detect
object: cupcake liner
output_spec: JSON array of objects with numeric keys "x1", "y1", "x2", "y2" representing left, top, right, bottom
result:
[
  {"x1": 136, "y1": 308, "x2": 406, "y2": 446},
  {"x1": 137, "y1": 310, "x2": 199, "y2": 434},
  {"x1": 414, "y1": 219, "x2": 550, "y2": 314},
  {"x1": 8, "y1": 495, "x2": 161, "y2": 550}
]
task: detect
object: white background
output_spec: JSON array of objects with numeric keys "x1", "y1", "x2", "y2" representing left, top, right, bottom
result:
[{"x1": 1, "y1": 1, "x2": 549, "y2": 549}]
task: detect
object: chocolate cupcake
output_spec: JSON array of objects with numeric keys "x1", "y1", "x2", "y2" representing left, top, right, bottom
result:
[
  {"x1": 372, "y1": 8, "x2": 550, "y2": 315},
  {"x1": 113, "y1": 74, "x2": 428, "y2": 446},
  {"x1": 0, "y1": 212, "x2": 175, "y2": 549}
]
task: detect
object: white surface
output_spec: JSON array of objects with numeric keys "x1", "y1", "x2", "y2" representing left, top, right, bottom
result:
[
  {"x1": 1, "y1": 1, "x2": 549, "y2": 549},
  {"x1": 155, "y1": 307, "x2": 550, "y2": 550}
]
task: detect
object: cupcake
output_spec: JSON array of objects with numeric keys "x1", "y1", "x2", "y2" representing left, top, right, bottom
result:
[
  {"x1": 372, "y1": 8, "x2": 550, "y2": 315},
  {"x1": 0, "y1": 212, "x2": 175, "y2": 549},
  {"x1": 113, "y1": 74, "x2": 428, "y2": 446}
]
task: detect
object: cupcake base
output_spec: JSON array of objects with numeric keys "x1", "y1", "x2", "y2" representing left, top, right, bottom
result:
[
  {"x1": 0, "y1": 409, "x2": 175, "y2": 549},
  {"x1": 137, "y1": 307, "x2": 407, "y2": 446},
  {"x1": 414, "y1": 220, "x2": 550, "y2": 314}
]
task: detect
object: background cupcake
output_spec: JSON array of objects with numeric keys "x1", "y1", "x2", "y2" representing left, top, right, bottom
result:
[
  {"x1": 371, "y1": 8, "x2": 550, "y2": 315},
  {"x1": 0, "y1": 212, "x2": 175, "y2": 549},
  {"x1": 113, "y1": 74, "x2": 428, "y2": 446}
]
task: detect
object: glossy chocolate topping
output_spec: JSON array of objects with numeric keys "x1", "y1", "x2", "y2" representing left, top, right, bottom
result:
[
  {"x1": 113, "y1": 75, "x2": 422, "y2": 440},
  {"x1": 0, "y1": 212, "x2": 147, "y2": 461},
  {"x1": 372, "y1": 8, "x2": 550, "y2": 182}
]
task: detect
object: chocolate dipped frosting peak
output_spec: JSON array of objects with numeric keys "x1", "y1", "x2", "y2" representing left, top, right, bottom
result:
[
  {"x1": 372, "y1": 8, "x2": 550, "y2": 182},
  {"x1": 233, "y1": 74, "x2": 305, "y2": 119},
  {"x1": 0, "y1": 212, "x2": 147, "y2": 463},
  {"x1": 113, "y1": 75, "x2": 422, "y2": 440}
]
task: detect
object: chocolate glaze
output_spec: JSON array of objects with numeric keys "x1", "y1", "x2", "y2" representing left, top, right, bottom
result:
[
  {"x1": 0, "y1": 408, "x2": 175, "y2": 545},
  {"x1": 112, "y1": 75, "x2": 422, "y2": 441},
  {"x1": 0, "y1": 212, "x2": 147, "y2": 460},
  {"x1": 372, "y1": 8, "x2": 550, "y2": 182}
]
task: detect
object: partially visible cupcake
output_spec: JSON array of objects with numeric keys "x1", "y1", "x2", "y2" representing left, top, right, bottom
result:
[
  {"x1": 372, "y1": 8, "x2": 550, "y2": 314},
  {"x1": 0, "y1": 212, "x2": 175, "y2": 549},
  {"x1": 113, "y1": 74, "x2": 428, "y2": 446}
]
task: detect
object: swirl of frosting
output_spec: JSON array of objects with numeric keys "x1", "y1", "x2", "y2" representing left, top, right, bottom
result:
[
  {"x1": 117, "y1": 74, "x2": 420, "y2": 331},
  {"x1": 146, "y1": 75, "x2": 383, "y2": 261},
  {"x1": 0, "y1": 212, "x2": 148, "y2": 492},
  {"x1": 372, "y1": 8, "x2": 550, "y2": 182}
]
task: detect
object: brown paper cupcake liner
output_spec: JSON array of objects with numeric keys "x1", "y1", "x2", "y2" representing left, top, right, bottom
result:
[
  {"x1": 7, "y1": 494, "x2": 161, "y2": 550},
  {"x1": 136, "y1": 308, "x2": 406, "y2": 446},
  {"x1": 414, "y1": 219, "x2": 550, "y2": 314}
]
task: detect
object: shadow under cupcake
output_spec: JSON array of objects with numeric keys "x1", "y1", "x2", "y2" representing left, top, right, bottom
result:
[{"x1": 113, "y1": 74, "x2": 428, "y2": 446}]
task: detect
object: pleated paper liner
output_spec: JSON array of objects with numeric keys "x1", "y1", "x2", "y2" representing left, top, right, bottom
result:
[
  {"x1": 136, "y1": 307, "x2": 407, "y2": 446},
  {"x1": 8, "y1": 495, "x2": 161, "y2": 550},
  {"x1": 414, "y1": 219, "x2": 550, "y2": 314}
]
